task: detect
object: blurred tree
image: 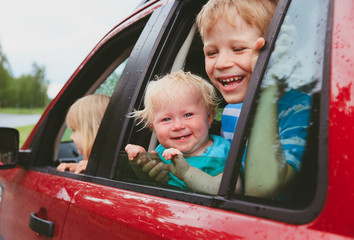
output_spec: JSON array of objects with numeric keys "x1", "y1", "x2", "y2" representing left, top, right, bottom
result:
[
  {"x1": 0, "y1": 45, "x2": 14, "y2": 107},
  {"x1": 0, "y1": 43, "x2": 49, "y2": 108},
  {"x1": 16, "y1": 64, "x2": 49, "y2": 108}
]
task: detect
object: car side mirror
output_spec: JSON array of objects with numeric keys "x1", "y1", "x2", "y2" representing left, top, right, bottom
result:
[{"x1": 0, "y1": 127, "x2": 19, "y2": 168}]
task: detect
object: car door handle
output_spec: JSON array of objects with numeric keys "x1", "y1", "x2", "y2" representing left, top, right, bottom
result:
[{"x1": 29, "y1": 212, "x2": 55, "y2": 237}]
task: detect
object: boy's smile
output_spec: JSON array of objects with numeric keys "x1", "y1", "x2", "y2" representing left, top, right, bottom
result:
[{"x1": 203, "y1": 17, "x2": 262, "y2": 104}]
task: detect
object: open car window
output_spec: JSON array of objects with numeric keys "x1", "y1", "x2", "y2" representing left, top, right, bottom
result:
[
  {"x1": 58, "y1": 59, "x2": 129, "y2": 164},
  {"x1": 230, "y1": 0, "x2": 328, "y2": 203},
  {"x1": 52, "y1": 14, "x2": 149, "y2": 166}
]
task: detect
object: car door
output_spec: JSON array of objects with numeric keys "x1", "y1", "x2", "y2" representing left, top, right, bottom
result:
[
  {"x1": 0, "y1": 3, "x2": 151, "y2": 239},
  {"x1": 61, "y1": 0, "x2": 349, "y2": 239},
  {"x1": 0, "y1": 169, "x2": 87, "y2": 239},
  {"x1": 1, "y1": 0, "x2": 352, "y2": 239}
]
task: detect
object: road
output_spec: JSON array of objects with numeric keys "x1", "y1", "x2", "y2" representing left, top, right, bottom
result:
[{"x1": 0, "y1": 114, "x2": 41, "y2": 128}]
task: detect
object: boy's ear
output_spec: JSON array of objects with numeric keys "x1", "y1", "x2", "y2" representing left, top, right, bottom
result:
[
  {"x1": 208, "y1": 110, "x2": 216, "y2": 128},
  {"x1": 150, "y1": 123, "x2": 154, "y2": 130}
]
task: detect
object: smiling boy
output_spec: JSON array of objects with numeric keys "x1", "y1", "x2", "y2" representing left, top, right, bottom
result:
[{"x1": 197, "y1": 0, "x2": 311, "y2": 199}]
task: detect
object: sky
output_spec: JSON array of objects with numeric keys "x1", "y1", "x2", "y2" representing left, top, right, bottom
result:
[{"x1": 0, "y1": 0, "x2": 142, "y2": 98}]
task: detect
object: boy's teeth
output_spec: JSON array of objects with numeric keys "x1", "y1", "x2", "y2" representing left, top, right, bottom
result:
[
  {"x1": 220, "y1": 76, "x2": 243, "y2": 86},
  {"x1": 221, "y1": 76, "x2": 242, "y2": 82}
]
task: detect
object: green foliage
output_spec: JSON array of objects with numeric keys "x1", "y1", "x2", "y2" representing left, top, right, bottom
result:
[
  {"x1": 16, "y1": 124, "x2": 35, "y2": 147},
  {"x1": 0, "y1": 108, "x2": 44, "y2": 114},
  {"x1": 94, "y1": 59, "x2": 127, "y2": 96},
  {"x1": 0, "y1": 43, "x2": 50, "y2": 108},
  {"x1": 62, "y1": 127, "x2": 72, "y2": 142},
  {"x1": 95, "y1": 71, "x2": 120, "y2": 96}
]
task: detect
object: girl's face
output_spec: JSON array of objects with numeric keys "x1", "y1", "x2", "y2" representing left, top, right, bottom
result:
[
  {"x1": 151, "y1": 91, "x2": 214, "y2": 156},
  {"x1": 203, "y1": 16, "x2": 262, "y2": 104},
  {"x1": 71, "y1": 128, "x2": 83, "y2": 156}
]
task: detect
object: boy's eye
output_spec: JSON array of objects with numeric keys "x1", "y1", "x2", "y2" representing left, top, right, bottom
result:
[
  {"x1": 162, "y1": 117, "x2": 171, "y2": 122},
  {"x1": 205, "y1": 50, "x2": 217, "y2": 57},
  {"x1": 185, "y1": 113, "x2": 193, "y2": 118},
  {"x1": 233, "y1": 48, "x2": 246, "y2": 52}
]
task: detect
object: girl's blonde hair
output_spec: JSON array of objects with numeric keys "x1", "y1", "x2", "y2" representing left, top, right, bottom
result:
[
  {"x1": 196, "y1": 0, "x2": 278, "y2": 40},
  {"x1": 66, "y1": 94, "x2": 110, "y2": 159},
  {"x1": 133, "y1": 70, "x2": 219, "y2": 128}
]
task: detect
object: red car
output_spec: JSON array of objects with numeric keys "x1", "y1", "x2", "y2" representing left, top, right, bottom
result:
[{"x1": 0, "y1": 0, "x2": 353, "y2": 239}]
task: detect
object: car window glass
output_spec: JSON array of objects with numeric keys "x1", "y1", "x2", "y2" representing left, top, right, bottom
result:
[
  {"x1": 57, "y1": 42, "x2": 135, "y2": 165},
  {"x1": 94, "y1": 59, "x2": 128, "y2": 96},
  {"x1": 116, "y1": 18, "x2": 228, "y2": 194},
  {"x1": 115, "y1": 152, "x2": 227, "y2": 194},
  {"x1": 236, "y1": 0, "x2": 329, "y2": 203},
  {"x1": 60, "y1": 58, "x2": 128, "y2": 143}
]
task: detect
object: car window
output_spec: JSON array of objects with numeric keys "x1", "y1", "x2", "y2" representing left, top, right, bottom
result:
[
  {"x1": 116, "y1": 151, "x2": 227, "y2": 193},
  {"x1": 114, "y1": 17, "x2": 229, "y2": 194},
  {"x1": 220, "y1": 0, "x2": 329, "y2": 212},
  {"x1": 58, "y1": 58, "x2": 129, "y2": 164},
  {"x1": 49, "y1": 15, "x2": 149, "y2": 166}
]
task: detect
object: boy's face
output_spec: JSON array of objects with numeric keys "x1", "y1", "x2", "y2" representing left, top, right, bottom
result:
[
  {"x1": 203, "y1": 16, "x2": 262, "y2": 104},
  {"x1": 151, "y1": 90, "x2": 214, "y2": 156}
]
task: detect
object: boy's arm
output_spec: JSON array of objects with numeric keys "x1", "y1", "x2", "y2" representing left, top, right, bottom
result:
[
  {"x1": 163, "y1": 150, "x2": 242, "y2": 195},
  {"x1": 183, "y1": 166, "x2": 223, "y2": 195},
  {"x1": 245, "y1": 17, "x2": 300, "y2": 198},
  {"x1": 244, "y1": 85, "x2": 295, "y2": 198}
]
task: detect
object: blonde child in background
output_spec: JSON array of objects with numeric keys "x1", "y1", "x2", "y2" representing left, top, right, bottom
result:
[
  {"x1": 197, "y1": 0, "x2": 311, "y2": 199},
  {"x1": 125, "y1": 71, "x2": 234, "y2": 194},
  {"x1": 57, "y1": 94, "x2": 110, "y2": 174}
]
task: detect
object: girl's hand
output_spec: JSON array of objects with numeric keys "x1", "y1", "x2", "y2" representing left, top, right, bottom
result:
[
  {"x1": 162, "y1": 148, "x2": 190, "y2": 180},
  {"x1": 57, "y1": 162, "x2": 78, "y2": 172},
  {"x1": 75, "y1": 160, "x2": 88, "y2": 174}
]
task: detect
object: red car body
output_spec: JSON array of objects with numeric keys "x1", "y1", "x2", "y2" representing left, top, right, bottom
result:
[{"x1": 0, "y1": 0, "x2": 353, "y2": 239}]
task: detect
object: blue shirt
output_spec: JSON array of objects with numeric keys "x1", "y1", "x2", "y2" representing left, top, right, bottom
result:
[
  {"x1": 155, "y1": 135, "x2": 230, "y2": 190},
  {"x1": 221, "y1": 90, "x2": 311, "y2": 173},
  {"x1": 221, "y1": 103, "x2": 243, "y2": 142}
]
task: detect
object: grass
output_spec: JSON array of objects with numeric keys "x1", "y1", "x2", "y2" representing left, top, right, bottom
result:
[
  {"x1": 0, "y1": 108, "x2": 44, "y2": 146},
  {"x1": 16, "y1": 125, "x2": 36, "y2": 147},
  {"x1": 15, "y1": 122, "x2": 72, "y2": 147},
  {"x1": 0, "y1": 108, "x2": 44, "y2": 114}
]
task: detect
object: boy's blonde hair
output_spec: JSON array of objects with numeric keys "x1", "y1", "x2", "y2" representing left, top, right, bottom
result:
[
  {"x1": 66, "y1": 94, "x2": 110, "y2": 159},
  {"x1": 197, "y1": 0, "x2": 278, "y2": 40},
  {"x1": 133, "y1": 70, "x2": 219, "y2": 128}
]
